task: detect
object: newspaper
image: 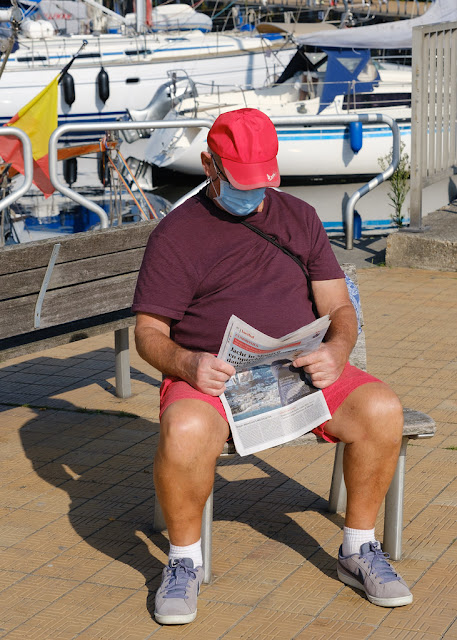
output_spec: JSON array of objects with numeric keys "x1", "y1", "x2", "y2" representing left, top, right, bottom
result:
[{"x1": 217, "y1": 315, "x2": 332, "y2": 456}]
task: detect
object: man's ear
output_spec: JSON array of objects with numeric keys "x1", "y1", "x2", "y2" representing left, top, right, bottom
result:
[{"x1": 201, "y1": 151, "x2": 212, "y2": 178}]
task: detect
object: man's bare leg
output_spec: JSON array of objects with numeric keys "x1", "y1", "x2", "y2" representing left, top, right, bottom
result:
[
  {"x1": 324, "y1": 382, "x2": 412, "y2": 607},
  {"x1": 323, "y1": 382, "x2": 404, "y2": 529},
  {"x1": 154, "y1": 398, "x2": 230, "y2": 545}
]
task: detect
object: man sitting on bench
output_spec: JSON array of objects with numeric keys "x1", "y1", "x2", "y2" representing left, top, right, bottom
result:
[{"x1": 133, "y1": 108, "x2": 413, "y2": 625}]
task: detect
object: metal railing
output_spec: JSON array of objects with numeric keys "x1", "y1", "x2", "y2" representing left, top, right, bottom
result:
[
  {"x1": 272, "y1": 114, "x2": 400, "y2": 249},
  {"x1": 0, "y1": 128, "x2": 34, "y2": 215},
  {"x1": 48, "y1": 119, "x2": 214, "y2": 229},
  {"x1": 410, "y1": 21, "x2": 457, "y2": 230},
  {"x1": 48, "y1": 114, "x2": 400, "y2": 249}
]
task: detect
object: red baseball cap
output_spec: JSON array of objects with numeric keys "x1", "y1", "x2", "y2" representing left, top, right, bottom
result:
[{"x1": 207, "y1": 108, "x2": 280, "y2": 190}]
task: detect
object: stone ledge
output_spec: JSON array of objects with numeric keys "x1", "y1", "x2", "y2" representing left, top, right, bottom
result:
[{"x1": 386, "y1": 205, "x2": 457, "y2": 271}]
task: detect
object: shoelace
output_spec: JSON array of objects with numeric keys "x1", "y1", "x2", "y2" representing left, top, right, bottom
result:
[
  {"x1": 163, "y1": 560, "x2": 197, "y2": 600},
  {"x1": 365, "y1": 542, "x2": 400, "y2": 584}
]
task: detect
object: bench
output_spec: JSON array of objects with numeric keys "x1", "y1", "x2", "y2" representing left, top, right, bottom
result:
[
  {"x1": 0, "y1": 220, "x2": 159, "y2": 397},
  {"x1": 152, "y1": 264, "x2": 436, "y2": 583}
]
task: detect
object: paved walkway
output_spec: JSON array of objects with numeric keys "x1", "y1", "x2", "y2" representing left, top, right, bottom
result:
[{"x1": 0, "y1": 266, "x2": 456, "y2": 639}]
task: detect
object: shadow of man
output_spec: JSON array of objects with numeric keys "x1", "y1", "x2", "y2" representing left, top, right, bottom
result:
[
  {"x1": 15, "y1": 398, "x2": 167, "y2": 618},
  {"x1": 212, "y1": 451, "x2": 345, "y2": 581},
  {"x1": 7, "y1": 349, "x2": 345, "y2": 618},
  {"x1": 16, "y1": 415, "x2": 343, "y2": 618}
]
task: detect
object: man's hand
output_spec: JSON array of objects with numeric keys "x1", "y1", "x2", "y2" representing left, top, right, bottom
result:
[
  {"x1": 182, "y1": 352, "x2": 236, "y2": 396},
  {"x1": 293, "y1": 277, "x2": 358, "y2": 389},
  {"x1": 292, "y1": 342, "x2": 347, "y2": 389},
  {"x1": 135, "y1": 313, "x2": 235, "y2": 396}
]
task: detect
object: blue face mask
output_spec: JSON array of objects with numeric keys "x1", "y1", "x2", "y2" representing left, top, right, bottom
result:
[
  {"x1": 215, "y1": 180, "x2": 266, "y2": 217},
  {"x1": 211, "y1": 156, "x2": 265, "y2": 216}
]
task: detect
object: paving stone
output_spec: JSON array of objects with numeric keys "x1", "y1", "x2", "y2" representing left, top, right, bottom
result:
[
  {"x1": 257, "y1": 562, "x2": 342, "y2": 616},
  {"x1": 72, "y1": 590, "x2": 159, "y2": 639},
  {"x1": 381, "y1": 601, "x2": 457, "y2": 635},
  {"x1": 294, "y1": 618, "x2": 377, "y2": 639},
  {"x1": 222, "y1": 608, "x2": 312, "y2": 639},
  {"x1": 0, "y1": 570, "x2": 27, "y2": 592},
  {"x1": 369, "y1": 629, "x2": 443, "y2": 639}
]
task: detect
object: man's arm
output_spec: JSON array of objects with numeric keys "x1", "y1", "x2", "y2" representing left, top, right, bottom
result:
[
  {"x1": 134, "y1": 312, "x2": 235, "y2": 396},
  {"x1": 292, "y1": 278, "x2": 358, "y2": 389}
]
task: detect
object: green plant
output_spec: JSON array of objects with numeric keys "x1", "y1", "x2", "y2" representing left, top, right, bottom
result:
[{"x1": 378, "y1": 142, "x2": 410, "y2": 228}]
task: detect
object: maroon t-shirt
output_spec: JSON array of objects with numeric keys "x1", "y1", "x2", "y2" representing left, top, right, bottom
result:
[{"x1": 132, "y1": 188, "x2": 344, "y2": 353}]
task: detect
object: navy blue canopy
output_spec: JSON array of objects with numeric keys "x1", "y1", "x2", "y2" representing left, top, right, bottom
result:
[{"x1": 318, "y1": 48, "x2": 380, "y2": 114}]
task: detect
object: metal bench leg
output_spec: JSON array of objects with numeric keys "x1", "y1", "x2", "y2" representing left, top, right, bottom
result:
[
  {"x1": 202, "y1": 490, "x2": 213, "y2": 584},
  {"x1": 153, "y1": 495, "x2": 167, "y2": 531},
  {"x1": 328, "y1": 442, "x2": 347, "y2": 513},
  {"x1": 383, "y1": 436, "x2": 408, "y2": 561},
  {"x1": 115, "y1": 327, "x2": 131, "y2": 398},
  {"x1": 152, "y1": 491, "x2": 213, "y2": 584}
]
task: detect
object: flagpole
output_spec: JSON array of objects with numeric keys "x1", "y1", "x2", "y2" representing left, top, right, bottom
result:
[{"x1": 58, "y1": 40, "x2": 89, "y2": 82}]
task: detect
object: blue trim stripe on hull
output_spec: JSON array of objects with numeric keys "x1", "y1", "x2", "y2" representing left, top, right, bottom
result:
[
  {"x1": 277, "y1": 124, "x2": 411, "y2": 142},
  {"x1": 322, "y1": 218, "x2": 410, "y2": 232}
]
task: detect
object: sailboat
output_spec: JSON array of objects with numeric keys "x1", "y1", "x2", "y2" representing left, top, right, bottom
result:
[
  {"x1": 0, "y1": 0, "x2": 297, "y2": 143},
  {"x1": 130, "y1": 0, "x2": 454, "y2": 179}
]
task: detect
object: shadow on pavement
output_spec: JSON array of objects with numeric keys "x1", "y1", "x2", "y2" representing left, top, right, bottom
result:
[{"x1": 1, "y1": 350, "x2": 345, "y2": 619}]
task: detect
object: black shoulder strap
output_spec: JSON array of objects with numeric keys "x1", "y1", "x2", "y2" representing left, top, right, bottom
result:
[{"x1": 240, "y1": 219, "x2": 317, "y2": 315}]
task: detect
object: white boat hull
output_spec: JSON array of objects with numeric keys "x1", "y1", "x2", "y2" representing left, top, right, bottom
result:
[
  {"x1": 0, "y1": 32, "x2": 295, "y2": 142},
  {"x1": 144, "y1": 114, "x2": 412, "y2": 178}
]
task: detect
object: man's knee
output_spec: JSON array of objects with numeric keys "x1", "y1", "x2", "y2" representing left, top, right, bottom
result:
[
  {"x1": 159, "y1": 400, "x2": 228, "y2": 457},
  {"x1": 329, "y1": 383, "x2": 403, "y2": 444},
  {"x1": 358, "y1": 384, "x2": 404, "y2": 443}
]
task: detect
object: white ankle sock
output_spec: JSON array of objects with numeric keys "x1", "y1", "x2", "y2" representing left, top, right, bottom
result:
[
  {"x1": 169, "y1": 539, "x2": 203, "y2": 568},
  {"x1": 342, "y1": 527, "x2": 376, "y2": 556}
]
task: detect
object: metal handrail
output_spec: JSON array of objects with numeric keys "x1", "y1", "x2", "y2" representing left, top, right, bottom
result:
[
  {"x1": 166, "y1": 114, "x2": 400, "y2": 249},
  {"x1": 0, "y1": 128, "x2": 34, "y2": 213},
  {"x1": 270, "y1": 114, "x2": 400, "y2": 250},
  {"x1": 48, "y1": 119, "x2": 214, "y2": 228},
  {"x1": 48, "y1": 114, "x2": 400, "y2": 248}
]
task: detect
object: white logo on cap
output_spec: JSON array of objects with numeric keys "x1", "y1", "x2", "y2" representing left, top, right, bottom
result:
[{"x1": 267, "y1": 172, "x2": 277, "y2": 181}]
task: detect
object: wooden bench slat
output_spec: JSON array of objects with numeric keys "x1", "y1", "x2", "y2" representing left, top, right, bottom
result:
[
  {"x1": 0, "y1": 313, "x2": 135, "y2": 363},
  {"x1": 0, "y1": 273, "x2": 138, "y2": 338},
  {"x1": 220, "y1": 408, "x2": 436, "y2": 454},
  {"x1": 0, "y1": 221, "x2": 158, "y2": 276},
  {"x1": 0, "y1": 247, "x2": 145, "y2": 302}
]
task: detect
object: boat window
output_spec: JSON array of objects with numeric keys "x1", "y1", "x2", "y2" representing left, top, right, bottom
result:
[
  {"x1": 17, "y1": 55, "x2": 47, "y2": 62},
  {"x1": 166, "y1": 37, "x2": 189, "y2": 42},
  {"x1": 125, "y1": 49, "x2": 152, "y2": 56},
  {"x1": 77, "y1": 52, "x2": 101, "y2": 59},
  {"x1": 342, "y1": 92, "x2": 411, "y2": 110},
  {"x1": 357, "y1": 61, "x2": 379, "y2": 83},
  {"x1": 337, "y1": 56, "x2": 360, "y2": 74},
  {"x1": 306, "y1": 52, "x2": 327, "y2": 66}
]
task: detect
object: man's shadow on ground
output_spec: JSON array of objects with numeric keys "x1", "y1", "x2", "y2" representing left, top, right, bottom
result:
[{"x1": 3, "y1": 349, "x2": 344, "y2": 619}]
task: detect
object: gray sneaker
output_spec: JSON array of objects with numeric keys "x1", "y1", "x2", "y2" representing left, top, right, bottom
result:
[
  {"x1": 337, "y1": 541, "x2": 413, "y2": 607},
  {"x1": 154, "y1": 558, "x2": 203, "y2": 625}
]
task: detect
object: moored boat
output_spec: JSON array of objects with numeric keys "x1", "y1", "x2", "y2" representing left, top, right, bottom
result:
[
  {"x1": 0, "y1": 0, "x2": 299, "y2": 143},
  {"x1": 135, "y1": 49, "x2": 412, "y2": 178}
]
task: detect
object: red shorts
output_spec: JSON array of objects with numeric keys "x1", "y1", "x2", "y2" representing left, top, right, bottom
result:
[{"x1": 159, "y1": 363, "x2": 382, "y2": 444}]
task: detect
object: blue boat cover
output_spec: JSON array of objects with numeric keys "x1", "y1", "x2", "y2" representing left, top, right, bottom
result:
[{"x1": 319, "y1": 48, "x2": 379, "y2": 114}]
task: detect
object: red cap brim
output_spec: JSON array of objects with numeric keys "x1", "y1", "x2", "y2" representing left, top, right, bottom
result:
[{"x1": 221, "y1": 156, "x2": 280, "y2": 190}]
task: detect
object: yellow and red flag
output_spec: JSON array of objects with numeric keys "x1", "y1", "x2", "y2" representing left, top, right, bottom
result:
[{"x1": 0, "y1": 75, "x2": 59, "y2": 197}]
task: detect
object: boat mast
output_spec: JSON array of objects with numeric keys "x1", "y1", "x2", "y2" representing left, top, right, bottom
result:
[{"x1": 136, "y1": 0, "x2": 146, "y2": 34}]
